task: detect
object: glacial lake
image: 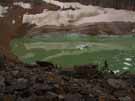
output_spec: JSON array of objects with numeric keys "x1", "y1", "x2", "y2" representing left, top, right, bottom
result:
[{"x1": 10, "y1": 33, "x2": 135, "y2": 73}]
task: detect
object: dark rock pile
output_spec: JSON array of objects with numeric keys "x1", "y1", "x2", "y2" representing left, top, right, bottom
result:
[{"x1": 0, "y1": 60, "x2": 134, "y2": 101}]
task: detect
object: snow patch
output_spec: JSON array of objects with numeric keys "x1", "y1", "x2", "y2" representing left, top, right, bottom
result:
[
  {"x1": 13, "y1": 2, "x2": 31, "y2": 9},
  {"x1": 0, "y1": 5, "x2": 8, "y2": 17},
  {"x1": 76, "y1": 44, "x2": 89, "y2": 50},
  {"x1": 22, "y1": 2, "x2": 135, "y2": 27}
]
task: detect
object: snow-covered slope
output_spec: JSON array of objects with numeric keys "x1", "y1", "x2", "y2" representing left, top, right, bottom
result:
[{"x1": 23, "y1": 2, "x2": 135, "y2": 27}]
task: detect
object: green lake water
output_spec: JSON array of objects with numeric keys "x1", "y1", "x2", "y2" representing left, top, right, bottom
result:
[{"x1": 10, "y1": 33, "x2": 135, "y2": 73}]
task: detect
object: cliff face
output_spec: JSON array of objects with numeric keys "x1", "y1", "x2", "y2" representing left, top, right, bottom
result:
[{"x1": 57, "y1": 0, "x2": 135, "y2": 10}]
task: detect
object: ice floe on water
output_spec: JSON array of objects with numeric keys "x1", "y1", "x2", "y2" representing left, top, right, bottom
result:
[
  {"x1": 125, "y1": 58, "x2": 132, "y2": 61},
  {"x1": 76, "y1": 44, "x2": 89, "y2": 50},
  {"x1": 122, "y1": 67, "x2": 129, "y2": 70},
  {"x1": 123, "y1": 62, "x2": 132, "y2": 66},
  {"x1": 113, "y1": 70, "x2": 120, "y2": 74}
]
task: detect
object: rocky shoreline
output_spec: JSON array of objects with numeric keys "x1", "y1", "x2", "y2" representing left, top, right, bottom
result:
[{"x1": 0, "y1": 59, "x2": 134, "y2": 101}]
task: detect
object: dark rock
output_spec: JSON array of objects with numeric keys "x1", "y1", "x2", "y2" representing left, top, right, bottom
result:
[
  {"x1": 3, "y1": 95, "x2": 15, "y2": 101},
  {"x1": 0, "y1": 76, "x2": 5, "y2": 86},
  {"x1": 35, "y1": 76, "x2": 44, "y2": 84},
  {"x1": 44, "y1": 92, "x2": 58, "y2": 101},
  {"x1": 107, "y1": 79, "x2": 128, "y2": 89},
  {"x1": 20, "y1": 90, "x2": 32, "y2": 98},
  {"x1": 17, "y1": 97, "x2": 32, "y2": 101},
  {"x1": 60, "y1": 67, "x2": 76, "y2": 77},
  {"x1": 119, "y1": 96, "x2": 132, "y2": 101},
  {"x1": 58, "y1": 95, "x2": 64, "y2": 100},
  {"x1": 64, "y1": 93, "x2": 82, "y2": 101},
  {"x1": 0, "y1": 76, "x2": 5, "y2": 92},
  {"x1": 33, "y1": 84, "x2": 47, "y2": 96},
  {"x1": 114, "y1": 90, "x2": 129, "y2": 97},
  {"x1": 11, "y1": 70, "x2": 19, "y2": 77},
  {"x1": 0, "y1": 53, "x2": 6, "y2": 68},
  {"x1": 126, "y1": 75, "x2": 135, "y2": 87},
  {"x1": 36, "y1": 61, "x2": 54, "y2": 67},
  {"x1": 33, "y1": 83, "x2": 56, "y2": 96},
  {"x1": 36, "y1": 61, "x2": 54, "y2": 71},
  {"x1": 14, "y1": 78, "x2": 29, "y2": 90},
  {"x1": 74, "y1": 64, "x2": 98, "y2": 78},
  {"x1": 84, "y1": 96, "x2": 98, "y2": 101}
]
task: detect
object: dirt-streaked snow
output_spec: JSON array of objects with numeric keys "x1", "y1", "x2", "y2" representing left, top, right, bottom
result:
[
  {"x1": 13, "y1": 2, "x2": 31, "y2": 9},
  {"x1": 43, "y1": 0, "x2": 85, "y2": 9},
  {"x1": 22, "y1": 1, "x2": 135, "y2": 27},
  {"x1": 0, "y1": 5, "x2": 8, "y2": 17}
]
